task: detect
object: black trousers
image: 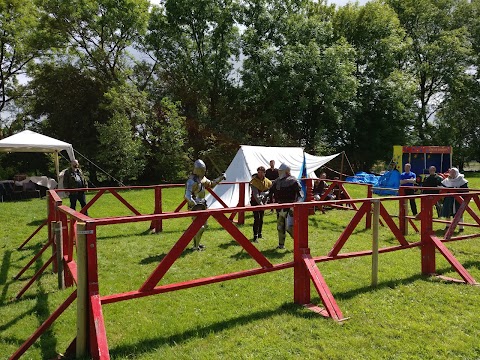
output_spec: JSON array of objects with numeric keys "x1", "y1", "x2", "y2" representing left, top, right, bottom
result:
[
  {"x1": 69, "y1": 192, "x2": 87, "y2": 212},
  {"x1": 404, "y1": 188, "x2": 417, "y2": 215},
  {"x1": 253, "y1": 210, "x2": 265, "y2": 236}
]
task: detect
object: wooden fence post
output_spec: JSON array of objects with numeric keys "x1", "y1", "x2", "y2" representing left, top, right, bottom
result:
[
  {"x1": 54, "y1": 221, "x2": 65, "y2": 290},
  {"x1": 76, "y1": 222, "x2": 88, "y2": 358},
  {"x1": 371, "y1": 200, "x2": 380, "y2": 286}
]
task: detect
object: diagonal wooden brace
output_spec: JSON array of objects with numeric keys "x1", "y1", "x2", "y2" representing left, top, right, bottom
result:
[
  {"x1": 430, "y1": 236, "x2": 478, "y2": 285},
  {"x1": 302, "y1": 254, "x2": 345, "y2": 321},
  {"x1": 139, "y1": 213, "x2": 210, "y2": 291}
]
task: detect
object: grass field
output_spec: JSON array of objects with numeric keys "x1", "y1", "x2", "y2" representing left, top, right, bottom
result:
[{"x1": 1, "y1": 176, "x2": 480, "y2": 359}]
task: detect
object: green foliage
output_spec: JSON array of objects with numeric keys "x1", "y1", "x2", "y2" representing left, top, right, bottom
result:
[
  {"x1": 147, "y1": 0, "x2": 241, "y2": 157},
  {"x1": 0, "y1": 0, "x2": 57, "y2": 121},
  {"x1": 240, "y1": 0, "x2": 357, "y2": 151},
  {"x1": 96, "y1": 83, "x2": 145, "y2": 183},
  {"x1": 333, "y1": 1, "x2": 416, "y2": 170},
  {"x1": 27, "y1": 63, "x2": 107, "y2": 166},
  {"x1": 42, "y1": 0, "x2": 150, "y2": 82},
  {"x1": 387, "y1": 0, "x2": 472, "y2": 142},
  {"x1": 138, "y1": 97, "x2": 189, "y2": 182}
]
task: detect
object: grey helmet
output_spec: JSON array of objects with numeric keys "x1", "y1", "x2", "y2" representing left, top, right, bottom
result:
[
  {"x1": 193, "y1": 159, "x2": 207, "y2": 177},
  {"x1": 278, "y1": 163, "x2": 291, "y2": 179}
]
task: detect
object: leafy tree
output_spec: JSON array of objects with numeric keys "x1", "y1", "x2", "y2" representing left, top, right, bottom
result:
[
  {"x1": 96, "y1": 83, "x2": 145, "y2": 183},
  {"x1": 333, "y1": 2, "x2": 416, "y2": 170},
  {"x1": 42, "y1": 0, "x2": 150, "y2": 83},
  {"x1": 0, "y1": 0, "x2": 58, "y2": 126},
  {"x1": 387, "y1": 0, "x2": 472, "y2": 142},
  {"x1": 138, "y1": 97, "x2": 189, "y2": 182},
  {"x1": 146, "y1": 0, "x2": 241, "y2": 162},
  {"x1": 240, "y1": 0, "x2": 358, "y2": 152}
]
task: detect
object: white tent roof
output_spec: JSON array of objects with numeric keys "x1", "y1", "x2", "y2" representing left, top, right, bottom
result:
[
  {"x1": 0, "y1": 130, "x2": 75, "y2": 160},
  {"x1": 207, "y1": 145, "x2": 341, "y2": 208}
]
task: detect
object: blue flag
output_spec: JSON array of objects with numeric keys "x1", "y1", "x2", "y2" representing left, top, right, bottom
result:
[{"x1": 298, "y1": 153, "x2": 307, "y2": 201}]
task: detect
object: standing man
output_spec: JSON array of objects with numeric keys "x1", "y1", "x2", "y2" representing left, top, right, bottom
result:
[
  {"x1": 422, "y1": 165, "x2": 443, "y2": 217},
  {"x1": 185, "y1": 159, "x2": 225, "y2": 251},
  {"x1": 268, "y1": 163, "x2": 303, "y2": 249},
  {"x1": 64, "y1": 159, "x2": 88, "y2": 212},
  {"x1": 265, "y1": 160, "x2": 279, "y2": 181},
  {"x1": 400, "y1": 163, "x2": 418, "y2": 216},
  {"x1": 265, "y1": 160, "x2": 279, "y2": 213},
  {"x1": 250, "y1": 166, "x2": 272, "y2": 242}
]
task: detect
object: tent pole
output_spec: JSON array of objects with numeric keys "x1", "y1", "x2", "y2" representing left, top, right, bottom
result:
[
  {"x1": 340, "y1": 152, "x2": 345, "y2": 181},
  {"x1": 55, "y1": 151, "x2": 60, "y2": 183}
]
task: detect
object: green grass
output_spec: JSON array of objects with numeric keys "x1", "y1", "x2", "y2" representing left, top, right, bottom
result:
[{"x1": 1, "y1": 179, "x2": 480, "y2": 359}]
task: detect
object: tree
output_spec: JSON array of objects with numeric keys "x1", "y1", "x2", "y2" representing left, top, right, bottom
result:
[
  {"x1": 387, "y1": 0, "x2": 472, "y2": 142},
  {"x1": 240, "y1": 0, "x2": 358, "y2": 152},
  {"x1": 146, "y1": 0, "x2": 241, "y2": 164},
  {"x1": 42, "y1": 0, "x2": 150, "y2": 83},
  {"x1": 96, "y1": 83, "x2": 145, "y2": 183},
  {"x1": 138, "y1": 97, "x2": 189, "y2": 182},
  {"x1": 0, "y1": 0, "x2": 58, "y2": 126},
  {"x1": 333, "y1": 1, "x2": 416, "y2": 170}
]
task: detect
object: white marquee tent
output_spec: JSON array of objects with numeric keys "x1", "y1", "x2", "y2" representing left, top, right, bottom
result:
[
  {"x1": 0, "y1": 130, "x2": 75, "y2": 181},
  {"x1": 207, "y1": 145, "x2": 341, "y2": 208}
]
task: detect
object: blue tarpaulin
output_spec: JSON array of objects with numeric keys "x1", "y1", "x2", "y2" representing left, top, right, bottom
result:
[{"x1": 373, "y1": 170, "x2": 400, "y2": 195}]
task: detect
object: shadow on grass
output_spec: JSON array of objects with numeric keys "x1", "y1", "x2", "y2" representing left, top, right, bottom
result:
[
  {"x1": 108, "y1": 302, "x2": 297, "y2": 358},
  {"x1": 26, "y1": 219, "x2": 47, "y2": 227},
  {"x1": 0, "y1": 248, "x2": 59, "y2": 359},
  {"x1": 230, "y1": 247, "x2": 292, "y2": 261}
]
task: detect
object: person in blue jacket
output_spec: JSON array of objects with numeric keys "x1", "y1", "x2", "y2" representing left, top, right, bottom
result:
[{"x1": 400, "y1": 163, "x2": 418, "y2": 216}]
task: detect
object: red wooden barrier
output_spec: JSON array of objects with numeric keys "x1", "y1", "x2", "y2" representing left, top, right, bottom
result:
[{"x1": 10, "y1": 186, "x2": 480, "y2": 359}]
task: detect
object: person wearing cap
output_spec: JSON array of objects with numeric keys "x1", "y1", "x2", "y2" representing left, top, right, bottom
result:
[
  {"x1": 268, "y1": 163, "x2": 303, "y2": 249},
  {"x1": 185, "y1": 159, "x2": 225, "y2": 250},
  {"x1": 441, "y1": 167, "x2": 468, "y2": 232},
  {"x1": 250, "y1": 166, "x2": 272, "y2": 242}
]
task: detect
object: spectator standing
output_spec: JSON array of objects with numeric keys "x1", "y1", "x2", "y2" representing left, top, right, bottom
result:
[
  {"x1": 268, "y1": 163, "x2": 303, "y2": 249},
  {"x1": 441, "y1": 167, "x2": 468, "y2": 232},
  {"x1": 400, "y1": 163, "x2": 418, "y2": 216},
  {"x1": 265, "y1": 160, "x2": 279, "y2": 214},
  {"x1": 422, "y1": 165, "x2": 444, "y2": 216},
  {"x1": 265, "y1": 160, "x2": 279, "y2": 181},
  {"x1": 250, "y1": 166, "x2": 272, "y2": 242},
  {"x1": 64, "y1": 159, "x2": 88, "y2": 213}
]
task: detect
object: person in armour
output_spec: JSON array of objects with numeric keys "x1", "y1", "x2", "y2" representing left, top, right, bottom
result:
[
  {"x1": 185, "y1": 159, "x2": 225, "y2": 251},
  {"x1": 268, "y1": 163, "x2": 303, "y2": 249}
]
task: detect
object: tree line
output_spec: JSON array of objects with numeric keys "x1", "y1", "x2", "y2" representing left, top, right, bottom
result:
[{"x1": 1, "y1": 0, "x2": 479, "y2": 183}]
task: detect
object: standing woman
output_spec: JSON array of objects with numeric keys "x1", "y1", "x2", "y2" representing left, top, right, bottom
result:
[{"x1": 441, "y1": 167, "x2": 468, "y2": 232}]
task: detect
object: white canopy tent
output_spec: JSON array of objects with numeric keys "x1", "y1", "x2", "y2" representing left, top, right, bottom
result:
[
  {"x1": 207, "y1": 145, "x2": 341, "y2": 208},
  {"x1": 0, "y1": 130, "x2": 75, "y2": 181}
]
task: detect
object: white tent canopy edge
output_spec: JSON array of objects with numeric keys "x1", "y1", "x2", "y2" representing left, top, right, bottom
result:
[
  {"x1": 0, "y1": 130, "x2": 75, "y2": 181},
  {"x1": 206, "y1": 145, "x2": 341, "y2": 209}
]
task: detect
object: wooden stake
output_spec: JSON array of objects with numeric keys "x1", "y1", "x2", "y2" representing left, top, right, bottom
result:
[
  {"x1": 371, "y1": 200, "x2": 380, "y2": 286},
  {"x1": 54, "y1": 222, "x2": 65, "y2": 290},
  {"x1": 76, "y1": 222, "x2": 88, "y2": 358}
]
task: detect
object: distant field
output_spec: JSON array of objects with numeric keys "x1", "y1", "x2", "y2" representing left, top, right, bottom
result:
[
  {"x1": 465, "y1": 161, "x2": 480, "y2": 172},
  {"x1": 1, "y1": 182, "x2": 479, "y2": 359}
]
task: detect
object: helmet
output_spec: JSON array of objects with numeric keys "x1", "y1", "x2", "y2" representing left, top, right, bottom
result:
[
  {"x1": 278, "y1": 163, "x2": 291, "y2": 179},
  {"x1": 193, "y1": 159, "x2": 206, "y2": 177}
]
